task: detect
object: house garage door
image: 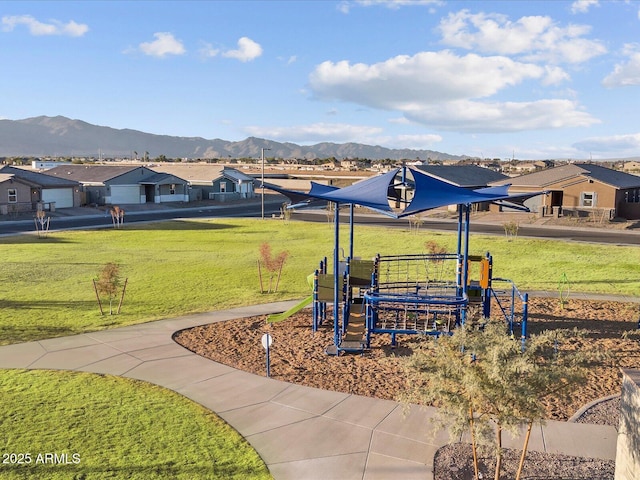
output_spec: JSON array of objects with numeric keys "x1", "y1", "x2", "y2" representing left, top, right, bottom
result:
[
  {"x1": 110, "y1": 185, "x2": 141, "y2": 204},
  {"x1": 42, "y1": 188, "x2": 74, "y2": 209}
]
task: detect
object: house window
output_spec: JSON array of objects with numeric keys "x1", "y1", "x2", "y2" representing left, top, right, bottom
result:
[
  {"x1": 8, "y1": 188, "x2": 17, "y2": 203},
  {"x1": 580, "y1": 192, "x2": 596, "y2": 207},
  {"x1": 220, "y1": 182, "x2": 227, "y2": 193},
  {"x1": 170, "y1": 184, "x2": 176, "y2": 195},
  {"x1": 625, "y1": 189, "x2": 640, "y2": 203}
]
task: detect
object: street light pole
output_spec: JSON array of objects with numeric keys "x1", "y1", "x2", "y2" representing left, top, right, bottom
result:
[{"x1": 261, "y1": 147, "x2": 271, "y2": 220}]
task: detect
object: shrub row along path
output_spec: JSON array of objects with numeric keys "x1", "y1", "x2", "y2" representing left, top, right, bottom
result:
[{"x1": 0, "y1": 300, "x2": 621, "y2": 480}]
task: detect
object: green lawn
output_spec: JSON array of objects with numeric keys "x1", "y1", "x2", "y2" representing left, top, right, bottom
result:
[
  {"x1": 0, "y1": 369, "x2": 270, "y2": 480},
  {"x1": 0, "y1": 216, "x2": 638, "y2": 479},
  {"x1": 1, "y1": 217, "x2": 639, "y2": 345}
]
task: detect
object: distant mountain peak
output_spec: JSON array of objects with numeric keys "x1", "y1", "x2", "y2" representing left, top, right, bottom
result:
[{"x1": 0, "y1": 115, "x2": 463, "y2": 161}]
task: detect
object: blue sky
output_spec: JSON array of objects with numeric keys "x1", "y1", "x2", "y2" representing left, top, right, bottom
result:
[{"x1": 2, "y1": 0, "x2": 640, "y2": 160}]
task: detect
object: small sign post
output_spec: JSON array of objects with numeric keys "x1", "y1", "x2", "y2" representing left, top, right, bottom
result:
[{"x1": 261, "y1": 333, "x2": 273, "y2": 377}]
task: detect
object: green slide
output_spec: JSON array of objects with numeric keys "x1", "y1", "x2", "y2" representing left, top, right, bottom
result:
[{"x1": 266, "y1": 295, "x2": 313, "y2": 323}]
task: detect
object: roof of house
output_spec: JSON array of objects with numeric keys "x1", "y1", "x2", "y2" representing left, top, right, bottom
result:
[
  {"x1": 414, "y1": 164, "x2": 508, "y2": 188},
  {"x1": 221, "y1": 168, "x2": 255, "y2": 183},
  {"x1": 493, "y1": 163, "x2": 640, "y2": 189},
  {"x1": 138, "y1": 172, "x2": 188, "y2": 185},
  {"x1": 150, "y1": 164, "x2": 254, "y2": 183},
  {"x1": 44, "y1": 165, "x2": 142, "y2": 183},
  {"x1": 0, "y1": 165, "x2": 79, "y2": 188}
]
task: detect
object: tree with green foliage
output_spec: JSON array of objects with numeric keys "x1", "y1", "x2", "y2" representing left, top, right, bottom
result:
[{"x1": 403, "y1": 320, "x2": 602, "y2": 480}]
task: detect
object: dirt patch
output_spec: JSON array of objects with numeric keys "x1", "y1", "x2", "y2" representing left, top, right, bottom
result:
[{"x1": 174, "y1": 297, "x2": 640, "y2": 421}]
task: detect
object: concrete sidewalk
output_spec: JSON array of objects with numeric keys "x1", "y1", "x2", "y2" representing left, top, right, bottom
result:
[{"x1": 0, "y1": 301, "x2": 618, "y2": 479}]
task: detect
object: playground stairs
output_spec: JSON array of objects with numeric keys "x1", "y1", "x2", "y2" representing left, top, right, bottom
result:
[{"x1": 325, "y1": 299, "x2": 368, "y2": 355}]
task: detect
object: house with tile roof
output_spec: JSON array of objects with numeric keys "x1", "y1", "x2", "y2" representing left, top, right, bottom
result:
[
  {"x1": 45, "y1": 165, "x2": 189, "y2": 205},
  {"x1": 491, "y1": 163, "x2": 640, "y2": 219},
  {"x1": 0, "y1": 165, "x2": 81, "y2": 214}
]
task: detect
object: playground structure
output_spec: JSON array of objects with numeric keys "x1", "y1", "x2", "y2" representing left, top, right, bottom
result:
[
  {"x1": 311, "y1": 251, "x2": 529, "y2": 354},
  {"x1": 263, "y1": 166, "x2": 539, "y2": 355}
]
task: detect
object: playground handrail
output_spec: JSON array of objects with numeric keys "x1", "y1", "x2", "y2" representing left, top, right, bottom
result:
[{"x1": 490, "y1": 277, "x2": 529, "y2": 351}]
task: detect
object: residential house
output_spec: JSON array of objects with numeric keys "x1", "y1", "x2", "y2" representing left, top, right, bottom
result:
[
  {"x1": 151, "y1": 164, "x2": 255, "y2": 201},
  {"x1": 491, "y1": 163, "x2": 640, "y2": 219},
  {"x1": 623, "y1": 161, "x2": 640, "y2": 173},
  {"x1": 506, "y1": 160, "x2": 554, "y2": 174},
  {"x1": 0, "y1": 165, "x2": 81, "y2": 214},
  {"x1": 45, "y1": 165, "x2": 189, "y2": 205}
]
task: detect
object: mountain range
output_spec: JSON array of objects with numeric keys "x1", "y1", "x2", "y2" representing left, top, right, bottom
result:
[{"x1": 0, "y1": 116, "x2": 463, "y2": 162}]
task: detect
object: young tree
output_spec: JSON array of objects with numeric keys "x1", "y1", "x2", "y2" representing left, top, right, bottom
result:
[
  {"x1": 94, "y1": 263, "x2": 127, "y2": 315},
  {"x1": 257, "y1": 243, "x2": 289, "y2": 293},
  {"x1": 403, "y1": 320, "x2": 602, "y2": 480},
  {"x1": 502, "y1": 221, "x2": 519, "y2": 241}
]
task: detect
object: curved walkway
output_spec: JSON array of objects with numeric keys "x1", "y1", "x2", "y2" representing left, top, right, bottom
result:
[{"x1": 0, "y1": 300, "x2": 619, "y2": 480}]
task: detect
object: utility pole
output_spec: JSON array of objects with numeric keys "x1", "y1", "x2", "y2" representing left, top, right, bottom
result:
[{"x1": 261, "y1": 147, "x2": 271, "y2": 219}]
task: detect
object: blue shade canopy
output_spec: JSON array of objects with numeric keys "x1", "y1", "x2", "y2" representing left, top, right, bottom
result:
[
  {"x1": 260, "y1": 182, "x2": 314, "y2": 205},
  {"x1": 399, "y1": 167, "x2": 523, "y2": 217},
  {"x1": 474, "y1": 185, "x2": 511, "y2": 196},
  {"x1": 309, "y1": 181, "x2": 340, "y2": 196},
  {"x1": 318, "y1": 169, "x2": 399, "y2": 215},
  {"x1": 263, "y1": 166, "x2": 542, "y2": 217},
  {"x1": 260, "y1": 180, "x2": 339, "y2": 206}
]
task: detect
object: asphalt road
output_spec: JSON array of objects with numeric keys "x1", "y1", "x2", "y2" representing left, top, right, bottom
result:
[
  {"x1": 292, "y1": 211, "x2": 640, "y2": 246},
  {"x1": 1, "y1": 201, "x2": 639, "y2": 245},
  {"x1": 0, "y1": 202, "x2": 282, "y2": 236}
]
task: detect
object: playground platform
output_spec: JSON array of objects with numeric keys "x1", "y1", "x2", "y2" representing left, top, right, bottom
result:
[{"x1": 0, "y1": 300, "x2": 623, "y2": 480}]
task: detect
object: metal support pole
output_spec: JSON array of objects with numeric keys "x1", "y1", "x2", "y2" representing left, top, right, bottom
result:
[
  {"x1": 266, "y1": 342, "x2": 270, "y2": 377},
  {"x1": 456, "y1": 205, "x2": 463, "y2": 293},
  {"x1": 521, "y1": 293, "x2": 528, "y2": 352},
  {"x1": 461, "y1": 204, "x2": 471, "y2": 325},
  {"x1": 333, "y1": 202, "x2": 341, "y2": 349},
  {"x1": 349, "y1": 203, "x2": 354, "y2": 261}
]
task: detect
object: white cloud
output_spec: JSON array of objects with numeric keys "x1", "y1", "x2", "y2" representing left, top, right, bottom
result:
[
  {"x1": 139, "y1": 32, "x2": 185, "y2": 58},
  {"x1": 403, "y1": 99, "x2": 599, "y2": 133},
  {"x1": 602, "y1": 44, "x2": 640, "y2": 87},
  {"x1": 571, "y1": 0, "x2": 599, "y2": 14},
  {"x1": 310, "y1": 51, "x2": 545, "y2": 109},
  {"x1": 573, "y1": 133, "x2": 640, "y2": 154},
  {"x1": 277, "y1": 55, "x2": 297, "y2": 65},
  {"x1": 542, "y1": 65, "x2": 571, "y2": 85},
  {"x1": 389, "y1": 133, "x2": 443, "y2": 148},
  {"x1": 1, "y1": 14, "x2": 88, "y2": 37},
  {"x1": 438, "y1": 10, "x2": 606, "y2": 64},
  {"x1": 244, "y1": 123, "x2": 383, "y2": 143},
  {"x1": 199, "y1": 42, "x2": 220, "y2": 58},
  {"x1": 222, "y1": 37, "x2": 263, "y2": 62},
  {"x1": 308, "y1": 50, "x2": 599, "y2": 133}
]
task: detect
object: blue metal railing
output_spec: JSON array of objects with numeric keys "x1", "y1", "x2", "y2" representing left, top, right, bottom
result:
[{"x1": 490, "y1": 277, "x2": 529, "y2": 351}]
